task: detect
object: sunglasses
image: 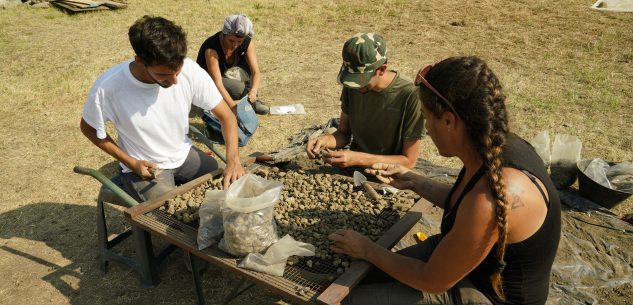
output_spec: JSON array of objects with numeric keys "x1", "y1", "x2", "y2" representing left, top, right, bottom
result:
[{"x1": 415, "y1": 65, "x2": 460, "y2": 121}]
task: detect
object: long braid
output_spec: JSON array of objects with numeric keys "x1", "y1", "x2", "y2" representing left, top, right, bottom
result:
[
  {"x1": 420, "y1": 56, "x2": 510, "y2": 300},
  {"x1": 479, "y1": 66, "x2": 509, "y2": 300}
]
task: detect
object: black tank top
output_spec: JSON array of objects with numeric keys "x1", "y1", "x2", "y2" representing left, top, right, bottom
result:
[
  {"x1": 195, "y1": 31, "x2": 251, "y2": 76},
  {"x1": 440, "y1": 133, "x2": 561, "y2": 305}
]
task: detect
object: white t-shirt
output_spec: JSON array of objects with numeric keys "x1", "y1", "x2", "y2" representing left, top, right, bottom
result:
[{"x1": 82, "y1": 58, "x2": 222, "y2": 172}]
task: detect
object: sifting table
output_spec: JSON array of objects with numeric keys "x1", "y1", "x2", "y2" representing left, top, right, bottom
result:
[{"x1": 125, "y1": 165, "x2": 432, "y2": 305}]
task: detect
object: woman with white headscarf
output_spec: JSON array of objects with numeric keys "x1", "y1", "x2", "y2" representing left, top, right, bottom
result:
[{"x1": 196, "y1": 14, "x2": 268, "y2": 115}]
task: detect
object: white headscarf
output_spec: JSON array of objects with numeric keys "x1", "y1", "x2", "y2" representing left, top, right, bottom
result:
[{"x1": 222, "y1": 14, "x2": 254, "y2": 37}]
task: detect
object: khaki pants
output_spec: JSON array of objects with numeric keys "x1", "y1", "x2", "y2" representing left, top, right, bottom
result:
[{"x1": 342, "y1": 235, "x2": 492, "y2": 305}]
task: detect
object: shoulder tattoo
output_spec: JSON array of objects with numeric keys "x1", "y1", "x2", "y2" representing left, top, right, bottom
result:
[{"x1": 507, "y1": 183, "x2": 525, "y2": 210}]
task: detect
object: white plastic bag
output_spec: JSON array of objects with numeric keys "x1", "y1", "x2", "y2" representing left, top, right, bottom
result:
[
  {"x1": 238, "y1": 234, "x2": 315, "y2": 276},
  {"x1": 197, "y1": 189, "x2": 226, "y2": 250},
  {"x1": 219, "y1": 174, "x2": 283, "y2": 256},
  {"x1": 530, "y1": 130, "x2": 551, "y2": 168},
  {"x1": 224, "y1": 66, "x2": 249, "y2": 83},
  {"x1": 550, "y1": 134, "x2": 582, "y2": 189}
]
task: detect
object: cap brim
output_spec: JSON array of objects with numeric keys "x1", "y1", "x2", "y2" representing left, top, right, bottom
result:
[{"x1": 337, "y1": 65, "x2": 374, "y2": 88}]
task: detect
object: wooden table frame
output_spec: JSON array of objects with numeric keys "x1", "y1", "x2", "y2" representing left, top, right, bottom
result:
[{"x1": 125, "y1": 167, "x2": 434, "y2": 305}]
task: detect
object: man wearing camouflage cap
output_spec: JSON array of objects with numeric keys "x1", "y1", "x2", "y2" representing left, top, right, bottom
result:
[{"x1": 306, "y1": 33, "x2": 424, "y2": 170}]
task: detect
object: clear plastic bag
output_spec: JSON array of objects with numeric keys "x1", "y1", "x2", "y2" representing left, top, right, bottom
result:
[
  {"x1": 219, "y1": 206, "x2": 278, "y2": 256},
  {"x1": 583, "y1": 158, "x2": 612, "y2": 189},
  {"x1": 606, "y1": 162, "x2": 633, "y2": 177},
  {"x1": 530, "y1": 130, "x2": 551, "y2": 168},
  {"x1": 197, "y1": 189, "x2": 226, "y2": 250},
  {"x1": 219, "y1": 174, "x2": 283, "y2": 256},
  {"x1": 581, "y1": 159, "x2": 633, "y2": 192},
  {"x1": 238, "y1": 234, "x2": 315, "y2": 276},
  {"x1": 550, "y1": 134, "x2": 582, "y2": 189},
  {"x1": 606, "y1": 162, "x2": 633, "y2": 192}
]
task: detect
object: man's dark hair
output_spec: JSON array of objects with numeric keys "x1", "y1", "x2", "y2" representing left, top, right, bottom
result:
[{"x1": 128, "y1": 15, "x2": 187, "y2": 69}]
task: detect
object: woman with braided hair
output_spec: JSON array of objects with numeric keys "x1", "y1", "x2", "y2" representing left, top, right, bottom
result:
[{"x1": 329, "y1": 56, "x2": 561, "y2": 305}]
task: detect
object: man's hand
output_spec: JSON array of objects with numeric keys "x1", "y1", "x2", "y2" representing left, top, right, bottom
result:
[
  {"x1": 223, "y1": 157, "x2": 245, "y2": 189},
  {"x1": 321, "y1": 149, "x2": 360, "y2": 168},
  {"x1": 328, "y1": 229, "x2": 373, "y2": 260},
  {"x1": 212, "y1": 99, "x2": 242, "y2": 189},
  {"x1": 365, "y1": 163, "x2": 415, "y2": 190},
  {"x1": 131, "y1": 159, "x2": 160, "y2": 180},
  {"x1": 306, "y1": 135, "x2": 335, "y2": 159}
]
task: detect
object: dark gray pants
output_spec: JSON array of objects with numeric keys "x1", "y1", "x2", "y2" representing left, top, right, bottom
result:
[
  {"x1": 342, "y1": 235, "x2": 492, "y2": 305},
  {"x1": 222, "y1": 77, "x2": 249, "y2": 100},
  {"x1": 120, "y1": 146, "x2": 220, "y2": 202}
]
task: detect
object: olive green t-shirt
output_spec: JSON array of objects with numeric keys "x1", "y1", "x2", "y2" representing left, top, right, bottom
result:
[{"x1": 340, "y1": 71, "x2": 424, "y2": 156}]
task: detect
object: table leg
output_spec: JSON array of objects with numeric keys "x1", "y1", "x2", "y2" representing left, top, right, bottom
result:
[
  {"x1": 132, "y1": 226, "x2": 160, "y2": 288},
  {"x1": 188, "y1": 252, "x2": 206, "y2": 305},
  {"x1": 223, "y1": 278, "x2": 255, "y2": 305}
]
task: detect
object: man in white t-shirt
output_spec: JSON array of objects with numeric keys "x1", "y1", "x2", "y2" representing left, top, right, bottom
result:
[{"x1": 80, "y1": 16, "x2": 244, "y2": 201}]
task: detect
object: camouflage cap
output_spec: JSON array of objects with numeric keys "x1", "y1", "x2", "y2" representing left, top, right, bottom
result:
[{"x1": 337, "y1": 33, "x2": 388, "y2": 88}]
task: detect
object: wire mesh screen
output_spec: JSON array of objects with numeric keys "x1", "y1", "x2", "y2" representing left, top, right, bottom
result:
[
  {"x1": 135, "y1": 209, "x2": 329, "y2": 302},
  {"x1": 130, "y1": 170, "x2": 421, "y2": 304}
]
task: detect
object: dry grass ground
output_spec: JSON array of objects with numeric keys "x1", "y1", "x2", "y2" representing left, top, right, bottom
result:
[{"x1": 0, "y1": 0, "x2": 632, "y2": 304}]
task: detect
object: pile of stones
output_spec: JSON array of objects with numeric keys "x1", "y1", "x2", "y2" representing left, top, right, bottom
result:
[
  {"x1": 255, "y1": 166, "x2": 419, "y2": 272},
  {"x1": 159, "y1": 178, "x2": 223, "y2": 223},
  {"x1": 158, "y1": 166, "x2": 419, "y2": 272}
]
